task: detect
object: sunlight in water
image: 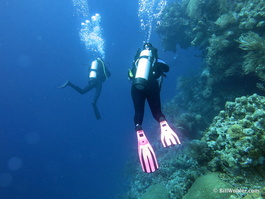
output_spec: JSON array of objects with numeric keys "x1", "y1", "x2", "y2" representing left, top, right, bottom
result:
[
  {"x1": 72, "y1": 0, "x2": 105, "y2": 59},
  {"x1": 138, "y1": 0, "x2": 167, "y2": 42}
]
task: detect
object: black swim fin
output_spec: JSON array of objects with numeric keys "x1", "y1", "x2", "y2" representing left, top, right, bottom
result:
[{"x1": 92, "y1": 103, "x2": 101, "y2": 120}]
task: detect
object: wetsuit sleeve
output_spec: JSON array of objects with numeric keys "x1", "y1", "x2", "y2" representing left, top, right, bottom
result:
[
  {"x1": 162, "y1": 63, "x2": 169, "y2": 72},
  {"x1": 157, "y1": 59, "x2": 169, "y2": 73}
]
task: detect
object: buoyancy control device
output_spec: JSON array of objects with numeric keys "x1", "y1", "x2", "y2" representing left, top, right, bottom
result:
[{"x1": 133, "y1": 49, "x2": 155, "y2": 90}]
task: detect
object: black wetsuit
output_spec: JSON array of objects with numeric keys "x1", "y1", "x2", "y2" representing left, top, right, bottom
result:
[{"x1": 129, "y1": 48, "x2": 169, "y2": 127}]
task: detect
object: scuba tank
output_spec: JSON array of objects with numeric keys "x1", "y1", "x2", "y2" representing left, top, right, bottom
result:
[
  {"x1": 89, "y1": 60, "x2": 99, "y2": 79},
  {"x1": 133, "y1": 49, "x2": 154, "y2": 90}
]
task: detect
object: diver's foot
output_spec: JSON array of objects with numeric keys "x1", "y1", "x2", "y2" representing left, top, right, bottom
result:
[
  {"x1": 58, "y1": 81, "x2": 69, "y2": 89},
  {"x1": 91, "y1": 102, "x2": 101, "y2": 120}
]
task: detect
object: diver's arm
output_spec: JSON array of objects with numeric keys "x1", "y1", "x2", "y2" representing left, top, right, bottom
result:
[{"x1": 157, "y1": 59, "x2": 169, "y2": 72}]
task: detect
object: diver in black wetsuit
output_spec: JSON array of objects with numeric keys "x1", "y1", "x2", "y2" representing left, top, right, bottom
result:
[
  {"x1": 59, "y1": 58, "x2": 110, "y2": 120},
  {"x1": 128, "y1": 43, "x2": 169, "y2": 129},
  {"x1": 128, "y1": 43, "x2": 181, "y2": 173}
]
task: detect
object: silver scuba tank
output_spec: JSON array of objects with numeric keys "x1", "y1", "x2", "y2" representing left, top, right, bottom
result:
[
  {"x1": 133, "y1": 49, "x2": 153, "y2": 90},
  {"x1": 89, "y1": 60, "x2": 98, "y2": 78}
]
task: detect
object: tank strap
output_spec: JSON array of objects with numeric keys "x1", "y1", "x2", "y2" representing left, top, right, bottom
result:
[{"x1": 139, "y1": 55, "x2": 149, "y2": 59}]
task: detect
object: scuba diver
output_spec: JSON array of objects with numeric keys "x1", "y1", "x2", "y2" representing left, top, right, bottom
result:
[
  {"x1": 128, "y1": 43, "x2": 181, "y2": 173},
  {"x1": 58, "y1": 58, "x2": 110, "y2": 120}
]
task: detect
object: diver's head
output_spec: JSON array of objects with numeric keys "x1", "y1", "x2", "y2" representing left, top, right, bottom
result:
[{"x1": 143, "y1": 43, "x2": 153, "y2": 50}]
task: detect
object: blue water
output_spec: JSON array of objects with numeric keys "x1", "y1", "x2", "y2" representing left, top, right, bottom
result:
[{"x1": 0, "y1": 0, "x2": 200, "y2": 198}]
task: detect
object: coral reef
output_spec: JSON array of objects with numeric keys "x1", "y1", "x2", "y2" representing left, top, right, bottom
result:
[
  {"x1": 157, "y1": 0, "x2": 265, "y2": 83},
  {"x1": 202, "y1": 94, "x2": 265, "y2": 174},
  {"x1": 156, "y1": 0, "x2": 265, "y2": 135}
]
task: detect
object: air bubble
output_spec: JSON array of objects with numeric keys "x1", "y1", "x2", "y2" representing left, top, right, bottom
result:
[
  {"x1": 8, "y1": 157, "x2": 22, "y2": 171},
  {"x1": 72, "y1": 0, "x2": 105, "y2": 58},
  {"x1": 138, "y1": 0, "x2": 167, "y2": 41}
]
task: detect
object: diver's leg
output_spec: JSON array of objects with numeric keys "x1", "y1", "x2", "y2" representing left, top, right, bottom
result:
[
  {"x1": 133, "y1": 86, "x2": 159, "y2": 173},
  {"x1": 147, "y1": 81, "x2": 181, "y2": 147},
  {"x1": 68, "y1": 81, "x2": 94, "y2": 94},
  {"x1": 131, "y1": 86, "x2": 146, "y2": 128},
  {"x1": 147, "y1": 81, "x2": 165, "y2": 122},
  {"x1": 92, "y1": 83, "x2": 102, "y2": 104},
  {"x1": 91, "y1": 83, "x2": 102, "y2": 120}
]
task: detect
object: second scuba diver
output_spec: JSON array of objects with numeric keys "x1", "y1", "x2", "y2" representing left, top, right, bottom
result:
[
  {"x1": 58, "y1": 58, "x2": 111, "y2": 120},
  {"x1": 128, "y1": 43, "x2": 181, "y2": 173}
]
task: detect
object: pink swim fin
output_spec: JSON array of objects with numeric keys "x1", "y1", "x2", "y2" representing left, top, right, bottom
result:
[
  {"x1": 160, "y1": 120, "x2": 181, "y2": 147},
  {"x1": 137, "y1": 130, "x2": 159, "y2": 173}
]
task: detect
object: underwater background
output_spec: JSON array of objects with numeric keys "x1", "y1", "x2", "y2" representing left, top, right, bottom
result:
[{"x1": 1, "y1": 0, "x2": 265, "y2": 199}]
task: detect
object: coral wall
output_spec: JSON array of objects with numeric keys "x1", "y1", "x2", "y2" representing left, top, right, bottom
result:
[{"x1": 157, "y1": 0, "x2": 265, "y2": 136}]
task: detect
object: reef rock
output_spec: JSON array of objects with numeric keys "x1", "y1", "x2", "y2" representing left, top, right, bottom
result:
[
  {"x1": 183, "y1": 172, "x2": 234, "y2": 199},
  {"x1": 202, "y1": 93, "x2": 265, "y2": 175},
  {"x1": 140, "y1": 183, "x2": 170, "y2": 199}
]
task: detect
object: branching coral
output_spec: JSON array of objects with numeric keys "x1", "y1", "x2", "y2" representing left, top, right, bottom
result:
[
  {"x1": 237, "y1": 31, "x2": 265, "y2": 79},
  {"x1": 207, "y1": 34, "x2": 230, "y2": 57},
  {"x1": 238, "y1": 31, "x2": 265, "y2": 51}
]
